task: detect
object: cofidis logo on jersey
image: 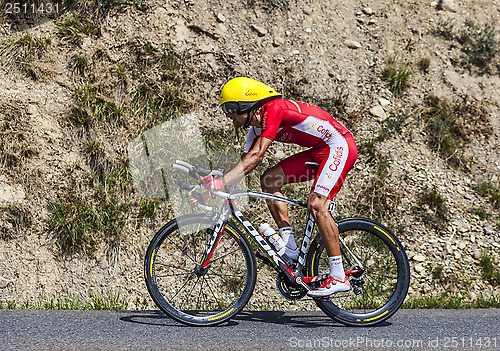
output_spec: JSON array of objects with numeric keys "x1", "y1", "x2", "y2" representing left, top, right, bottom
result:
[
  {"x1": 329, "y1": 147, "x2": 344, "y2": 171},
  {"x1": 317, "y1": 125, "x2": 334, "y2": 140}
]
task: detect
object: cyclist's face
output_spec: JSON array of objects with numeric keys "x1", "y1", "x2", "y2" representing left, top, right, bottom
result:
[{"x1": 227, "y1": 112, "x2": 247, "y2": 128}]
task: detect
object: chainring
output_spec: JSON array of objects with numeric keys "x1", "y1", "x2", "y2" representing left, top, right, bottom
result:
[{"x1": 276, "y1": 272, "x2": 308, "y2": 301}]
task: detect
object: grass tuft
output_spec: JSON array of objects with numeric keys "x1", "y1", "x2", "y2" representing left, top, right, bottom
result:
[
  {"x1": 403, "y1": 293, "x2": 500, "y2": 309},
  {"x1": 381, "y1": 56, "x2": 411, "y2": 93},
  {"x1": 418, "y1": 56, "x2": 431, "y2": 73},
  {"x1": 57, "y1": 16, "x2": 97, "y2": 44},
  {"x1": 416, "y1": 187, "x2": 448, "y2": 230},
  {"x1": 70, "y1": 84, "x2": 122, "y2": 126},
  {"x1": 0, "y1": 33, "x2": 51, "y2": 79},
  {"x1": 421, "y1": 95, "x2": 492, "y2": 168},
  {"x1": 480, "y1": 252, "x2": 500, "y2": 287},
  {"x1": 474, "y1": 181, "x2": 500, "y2": 208},
  {"x1": 459, "y1": 19, "x2": 499, "y2": 69},
  {"x1": 1, "y1": 290, "x2": 128, "y2": 310},
  {"x1": 47, "y1": 185, "x2": 129, "y2": 256},
  {"x1": 70, "y1": 52, "x2": 88, "y2": 75}
]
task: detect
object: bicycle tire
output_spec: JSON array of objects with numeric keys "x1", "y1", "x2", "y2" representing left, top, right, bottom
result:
[
  {"x1": 144, "y1": 214, "x2": 257, "y2": 326},
  {"x1": 305, "y1": 217, "x2": 410, "y2": 326}
]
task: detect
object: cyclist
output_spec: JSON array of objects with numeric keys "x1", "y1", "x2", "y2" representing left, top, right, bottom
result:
[{"x1": 200, "y1": 77, "x2": 358, "y2": 297}]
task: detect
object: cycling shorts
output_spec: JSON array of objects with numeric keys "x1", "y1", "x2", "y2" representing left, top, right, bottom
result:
[{"x1": 277, "y1": 133, "x2": 357, "y2": 199}]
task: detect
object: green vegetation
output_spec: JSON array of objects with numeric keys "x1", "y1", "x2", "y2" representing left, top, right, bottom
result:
[
  {"x1": 0, "y1": 33, "x2": 51, "y2": 79},
  {"x1": 435, "y1": 17, "x2": 498, "y2": 71},
  {"x1": 315, "y1": 84, "x2": 350, "y2": 115},
  {"x1": 475, "y1": 181, "x2": 500, "y2": 208},
  {"x1": 381, "y1": 56, "x2": 411, "y2": 94},
  {"x1": 435, "y1": 17, "x2": 456, "y2": 39},
  {"x1": 47, "y1": 186, "x2": 129, "y2": 256},
  {"x1": 416, "y1": 187, "x2": 448, "y2": 230},
  {"x1": 480, "y1": 252, "x2": 500, "y2": 287},
  {"x1": 70, "y1": 52, "x2": 88, "y2": 75},
  {"x1": 1, "y1": 290, "x2": 128, "y2": 310},
  {"x1": 421, "y1": 95, "x2": 492, "y2": 169},
  {"x1": 474, "y1": 206, "x2": 492, "y2": 220},
  {"x1": 246, "y1": 0, "x2": 291, "y2": 12},
  {"x1": 0, "y1": 205, "x2": 32, "y2": 240},
  {"x1": 70, "y1": 84, "x2": 123, "y2": 126},
  {"x1": 459, "y1": 19, "x2": 499, "y2": 69},
  {"x1": 57, "y1": 16, "x2": 97, "y2": 44},
  {"x1": 418, "y1": 56, "x2": 431, "y2": 73},
  {"x1": 403, "y1": 294, "x2": 500, "y2": 309},
  {"x1": 138, "y1": 199, "x2": 160, "y2": 218},
  {"x1": 354, "y1": 137, "x2": 392, "y2": 220}
]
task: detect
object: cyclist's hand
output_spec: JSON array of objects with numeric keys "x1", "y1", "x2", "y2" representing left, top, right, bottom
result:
[
  {"x1": 199, "y1": 175, "x2": 224, "y2": 192},
  {"x1": 186, "y1": 192, "x2": 199, "y2": 207}
]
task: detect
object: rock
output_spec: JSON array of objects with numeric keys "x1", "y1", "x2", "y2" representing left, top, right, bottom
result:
[
  {"x1": 274, "y1": 150, "x2": 285, "y2": 159},
  {"x1": 473, "y1": 251, "x2": 482, "y2": 260},
  {"x1": 369, "y1": 105, "x2": 387, "y2": 120},
  {"x1": 362, "y1": 7, "x2": 373, "y2": 15},
  {"x1": 0, "y1": 276, "x2": 10, "y2": 289},
  {"x1": 303, "y1": 5, "x2": 313, "y2": 15},
  {"x1": 292, "y1": 49, "x2": 300, "y2": 55},
  {"x1": 457, "y1": 241, "x2": 466, "y2": 250},
  {"x1": 446, "y1": 242, "x2": 453, "y2": 254},
  {"x1": 484, "y1": 227, "x2": 493, "y2": 235},
  {"x1": 453, "y1": 219, "x2": 470, "y2": 233},
  {"x1": 379, "y1": 98, "x2": 391, "y2": 107},
  {"x1": 216, "y1": 13, "x2": 226, "y2": 23},
  {"x1": 251, "y1": 25, "x2": 267, "y2": 37},
  {"x1": 305, "y1": 28, "x2": 312, "y2": 33},
  {"x1": 413, "y1": 254, "x2": 426, "y2": 262},
  {"x1": 368, "y1": 19, "x2": 377, "y2": 25},
  {"x1": 345, "y1": 40, "x2": 362, "y2": 49},
  {"x1": 414, "y1": 264, "x2": 424, "y2": 273},
  {"x1": 439, "y1": 0, "x2": 457, "y2": 12},
  {"x1": 0, "y1": 183, "x2": 26, "y2": 204},
  {"x1": 273, "y1": 37, "x2": 285, "y2": 47}
]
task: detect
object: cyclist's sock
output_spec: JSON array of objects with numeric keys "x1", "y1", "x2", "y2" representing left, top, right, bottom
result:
[
  {"x1": 280, "y1": 227, "x2": 297, "y2": 250},
  {"x1": 329, "y1": 256, "x2": 346, "y2": 281}
]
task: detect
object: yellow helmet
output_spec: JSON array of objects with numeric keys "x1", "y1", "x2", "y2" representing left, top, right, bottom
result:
[{"x1": 220, "y1": 77, "x2": 281, "y2": 114}]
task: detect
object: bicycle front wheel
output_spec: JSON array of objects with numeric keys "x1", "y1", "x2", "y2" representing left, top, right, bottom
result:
[
  {"x1": 144, "y1": 214, "x2": 256, "y2": 326},
  {"x1": 305, "y1": 218, "x2": 410, "y2": 326}
]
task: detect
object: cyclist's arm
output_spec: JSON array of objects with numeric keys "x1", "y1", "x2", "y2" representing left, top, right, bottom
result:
[{"x1": 221, "y1": 136, "x2": 272, "y2": 189}]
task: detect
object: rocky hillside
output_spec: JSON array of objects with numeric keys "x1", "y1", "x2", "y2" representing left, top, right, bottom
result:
[{"x1": 0, "y1": 0, "x2": 499, "y2": 309}]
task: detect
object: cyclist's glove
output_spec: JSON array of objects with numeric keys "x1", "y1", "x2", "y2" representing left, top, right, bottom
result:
[{"x1": 200, "y1": 175, "x2": 224, "y2": 192}]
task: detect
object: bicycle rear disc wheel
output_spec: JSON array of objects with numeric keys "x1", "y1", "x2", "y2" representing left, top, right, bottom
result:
[
  {"x1": 144, "y1": 215, "x2": 256, "y2": 326},
  {"x1": 305, "y1": 218, "x2": 410, "y2": 326}
]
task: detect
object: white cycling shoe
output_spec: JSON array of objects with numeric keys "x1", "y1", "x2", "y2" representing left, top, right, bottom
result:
[{"x1": 307, "y1": 276, "x2": 351, "y2": 297}]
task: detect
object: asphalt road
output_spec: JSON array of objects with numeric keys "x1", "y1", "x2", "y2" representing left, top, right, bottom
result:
[{"x1": 1, "y1": 309, "x2": 500, "y2": 350}]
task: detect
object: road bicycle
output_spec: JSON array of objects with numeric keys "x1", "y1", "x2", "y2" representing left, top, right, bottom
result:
[{"x1": 144, "y1": 160, "x2": 410, "y2": 326}]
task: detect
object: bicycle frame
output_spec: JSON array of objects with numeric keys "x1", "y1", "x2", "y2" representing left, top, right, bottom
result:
[{"x1": 198, "y1": 190, "x2": 362, "y2": 292}]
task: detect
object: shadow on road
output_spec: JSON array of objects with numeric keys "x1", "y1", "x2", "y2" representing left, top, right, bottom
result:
[{"x1": 119, "y1": 310, "x2": 391, "y2": 328}]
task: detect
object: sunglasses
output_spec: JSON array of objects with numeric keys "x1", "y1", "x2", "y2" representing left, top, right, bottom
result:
[{"x1": 221, "y1": 102, "x2": 239, "y2": 114}]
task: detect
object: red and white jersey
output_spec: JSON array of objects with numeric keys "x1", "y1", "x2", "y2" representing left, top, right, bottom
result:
[
  {"x1": 245, "y1": 98, "x2": 357, "y2": 200},
  {"x1": 245, "y1": 99, "x2": 350, "y2": 152}
]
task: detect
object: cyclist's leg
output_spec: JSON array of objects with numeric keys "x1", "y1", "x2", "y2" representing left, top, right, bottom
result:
[
  {"x1": 261, "y1": 150, "x2": 318, "y2": 228},
  {"x1": 307, "y1": 135, "x2": 357, "y2": 296},
  {"x1": 310, "y1": 133, "x2": 357, "y2": 255}
]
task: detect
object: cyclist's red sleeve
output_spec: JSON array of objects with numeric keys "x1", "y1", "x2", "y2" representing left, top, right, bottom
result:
[{"x1": 259, "y1": 102, "x2": 284, "y2": 141}]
